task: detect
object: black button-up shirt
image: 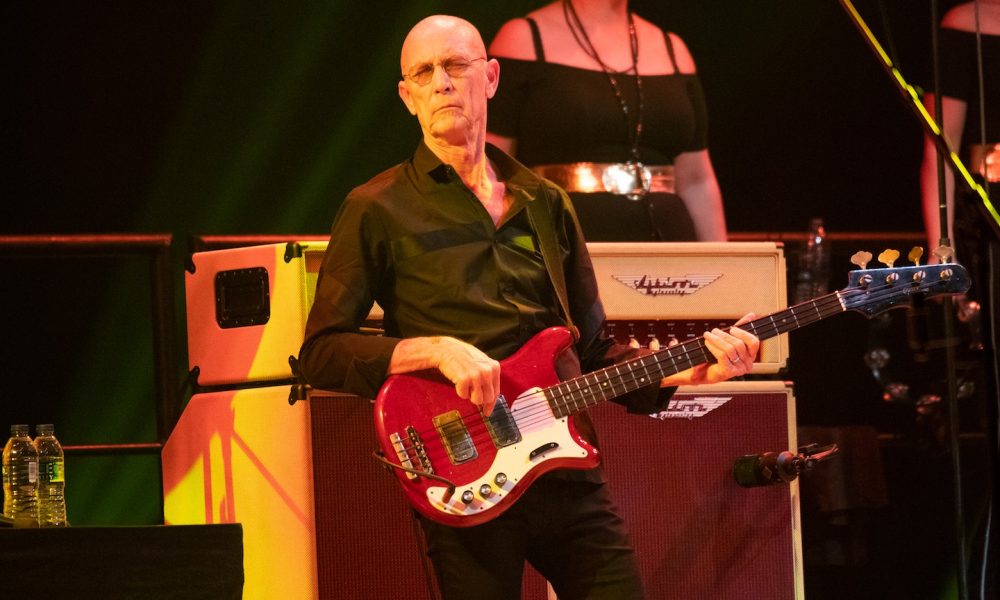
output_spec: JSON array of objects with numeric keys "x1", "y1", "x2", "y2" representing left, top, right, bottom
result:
[{"x1": 299, "y1": 141, "x2": 671, "y2": 415}]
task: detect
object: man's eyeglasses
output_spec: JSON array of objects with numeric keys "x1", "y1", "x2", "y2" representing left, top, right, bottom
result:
[{"x1": 405, "y1": 57, "x2": 486, "y2": 86}]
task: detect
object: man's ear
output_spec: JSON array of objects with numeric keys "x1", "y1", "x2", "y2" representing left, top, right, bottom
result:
[
  {"x1": 484, "y1": 58, "x2": 500, "y2": 99},
  {"x1": 398, "y1": 80, "x2": 417, "y2": 115}
]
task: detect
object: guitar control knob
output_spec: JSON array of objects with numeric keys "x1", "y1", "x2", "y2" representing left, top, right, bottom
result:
[
  {"x1": 494, "y1": 473, "x2": 508, "y2": 486},
  {"x1": 461, "y1": 490, "x2": 475, "y2": 505},
  {"x1": 479, "y1": 484, "x2": 493, "y2": 498}
]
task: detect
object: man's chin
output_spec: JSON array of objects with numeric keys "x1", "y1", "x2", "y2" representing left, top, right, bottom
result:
[{"x1": 427, "y1": 119, "x2": 471, "y2": 146}]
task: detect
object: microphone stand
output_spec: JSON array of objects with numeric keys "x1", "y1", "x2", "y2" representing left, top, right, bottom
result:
[
  {"x1": 835, "y1": 2, "x2": 983, "y2": 599},
  {"x1": 836, "y1": 0, "x2": 998, "y2": 238}
]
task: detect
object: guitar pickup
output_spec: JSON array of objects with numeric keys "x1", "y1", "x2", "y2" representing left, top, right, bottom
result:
[
  {"x1": 433, "y1": 411, "x2": 478, "y2": 465},
  {"x1": 485, "y1": 394, "x2": 522, "y2": 448}
]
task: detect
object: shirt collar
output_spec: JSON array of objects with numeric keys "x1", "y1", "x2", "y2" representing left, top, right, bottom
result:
[
  {"x1": 485, "y1": 143, "x2": 543, "y2": 212},
  {"x1": 412, "y1": 139, "x2": 452, "y2": 183},
  {"x1": 410, "y1": 139, "x2": 545, "y2": 206}
]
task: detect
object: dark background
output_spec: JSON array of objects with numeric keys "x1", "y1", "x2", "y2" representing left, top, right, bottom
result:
[{"x1": 3, "y1": 1, "x2": 992, "y2": 598}]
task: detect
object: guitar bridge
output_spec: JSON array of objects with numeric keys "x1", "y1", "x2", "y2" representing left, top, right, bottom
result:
[{"x1": 389, "y1": 427, "x2": 433, "y2": 480}]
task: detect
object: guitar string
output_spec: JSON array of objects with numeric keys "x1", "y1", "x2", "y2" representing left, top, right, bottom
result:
[
  {"x1": 517, "y1": 274, "x2": 947, "y2": 423},
  {"x1": 534, "y1": 292, "x2": 847, "y2": 419},
  {"x1": 383, "y1": 277, "x2": 951, "y2": 459},
  {"x1": 392, "y1": 290, "x2": 851, "y2": 448},
  {"x1": 388, "y1": 282, "x2": 895, "y2": 457},
  {"x1": 386, "y1": 280, "x2": 924, "y2": 458},
  {"x1": 543, "y1": 282, "x2": 874, "y2": 417},
  {"x1": 390, "y1": 316, "x2": 804, "y2": 462}
]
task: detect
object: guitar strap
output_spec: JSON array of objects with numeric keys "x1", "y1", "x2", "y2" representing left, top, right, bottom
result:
[{"x1": 526, "y1": 187, "x2": 580, "y2": 342}]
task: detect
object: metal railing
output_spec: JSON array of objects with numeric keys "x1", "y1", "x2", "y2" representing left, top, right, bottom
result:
[{"x1": 0, "y1": 234, "x2": 179, "y2": 455}]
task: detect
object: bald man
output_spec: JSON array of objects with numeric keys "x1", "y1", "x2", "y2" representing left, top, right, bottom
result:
[{"x1": 299, "y1": 15, "x2": 758, "y2": 599}]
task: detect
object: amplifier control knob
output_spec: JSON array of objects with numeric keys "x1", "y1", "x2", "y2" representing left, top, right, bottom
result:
[
  {"x1": 648, "y1": 337, "x2": 661, "y2": 351},
  {"x1": 628, "y1": 337, "x2": 641, "y2": 349}
]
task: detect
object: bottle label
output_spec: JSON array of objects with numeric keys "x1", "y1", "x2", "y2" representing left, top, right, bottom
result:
[
  {"x1": 41, "y1": 461, "x2": 64, "y2": 483},
  {"x1": 28, "y1": 459, "x2": 38, "y2": 484}
]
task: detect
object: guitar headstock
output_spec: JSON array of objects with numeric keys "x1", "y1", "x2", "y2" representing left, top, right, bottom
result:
[{"x1": 842, "y1": 247, "x2": 970, "y2": 317}]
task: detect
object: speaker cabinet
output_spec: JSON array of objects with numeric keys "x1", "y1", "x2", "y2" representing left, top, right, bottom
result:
[
  {"x1": 310, "y1": 381, "x2": 801, "y2": 599},
  {"x1": 592, "y1": 380, "x2": 803, "y2": 599},
  {"x1": 309, "y1": 391, "x2": 551, "y2": 600},
  {"x1": 185, "y1": 241, "x2": 383, "y2": 386},
  {"x1": 164, "y1": 383, "x2": 800, "y2": 600},
  {"x1": 185, "y1": 242, "x2": 326, "y2": 386},
  {"x1": 162, "y1": 385, "x2": 320, "y2": 599}
]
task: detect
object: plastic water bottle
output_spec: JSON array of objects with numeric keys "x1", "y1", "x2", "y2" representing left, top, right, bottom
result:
[
  {"x1": 2, "y1": 424, "x2": 39, "y2": 527},
  {"x1": 794, "y1": 218, "x2": 830, "y2": 303},
  {"x1": 1, "y1": 429, "x2": 9, "y2": 519},
  {"x1": 34, "y1": 423, "x2": 67, "y2": 527}
]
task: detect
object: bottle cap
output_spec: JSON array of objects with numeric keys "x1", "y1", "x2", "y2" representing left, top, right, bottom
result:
[
  {"x1": 11, "y1": 424, "x2": 29, "y2": 436},
  {"x1": 36, "y1": 424, "x2": 54, "y2": 436}
]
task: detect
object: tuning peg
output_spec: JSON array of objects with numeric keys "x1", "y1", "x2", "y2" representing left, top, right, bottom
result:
[
  {"x1": 933, "y1": 245, "x2": 954, "y2": 263},
  {"x1": 908, "y1": 246, "x2": 924, "y2": 266},
  {"x1": 878, "y1": 249, "x2": 901, "y2": 268},
  {"x1": 850, "y1": 251, "x2": 873, "y2": 270}
]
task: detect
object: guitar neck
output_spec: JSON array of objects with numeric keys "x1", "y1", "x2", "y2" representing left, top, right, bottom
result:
[{"x1": 547, "y1": 292, "x2": 845, "y2": 418}]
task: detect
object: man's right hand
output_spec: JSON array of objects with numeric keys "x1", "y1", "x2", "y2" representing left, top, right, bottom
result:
[{"x1": 388, "y1": 336, "x2": 501, "y2": 415}]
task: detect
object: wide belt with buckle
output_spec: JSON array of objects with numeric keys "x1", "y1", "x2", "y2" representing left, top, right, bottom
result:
[
  {"x1": 531, "y1": 162, "x2": 675, "y2": 199},
  {"x1": 968, "y1": 143, "x2": 1000, "y2": 183}
]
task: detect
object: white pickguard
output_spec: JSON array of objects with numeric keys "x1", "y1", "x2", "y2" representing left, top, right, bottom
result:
[{"x1": 425, "y1": 387, "x2": 589, "y2": 517}]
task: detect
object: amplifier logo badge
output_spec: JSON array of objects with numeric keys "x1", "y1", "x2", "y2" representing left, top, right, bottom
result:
[
  {"x1": 649, "y1": 397, "x2": 731, "y2": 420},
  {"x1": 612, "y1": 273, "x2": 722, "y2": 296}
]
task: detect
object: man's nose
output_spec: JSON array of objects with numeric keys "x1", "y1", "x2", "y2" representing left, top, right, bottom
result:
[{"x1": 430, "y1": 64, "x2": 454, "y2": 90}]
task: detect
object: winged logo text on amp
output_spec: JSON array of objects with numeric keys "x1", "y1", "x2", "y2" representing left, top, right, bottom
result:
[{"x1": 612, "y1": 274, "x2": 722, "y2": 296}]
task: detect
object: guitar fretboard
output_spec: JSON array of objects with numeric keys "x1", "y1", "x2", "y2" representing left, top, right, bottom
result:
[{"x1": 546, "y1": 292, "x2": 846, "y2": 418}]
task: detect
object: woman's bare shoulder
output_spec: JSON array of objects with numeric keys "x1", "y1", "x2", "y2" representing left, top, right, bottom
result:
[
  {"x1": 489, "y1": 18, "x2": 537, "y2": 59},
  {"x1": 490, "y1": 2, "x2": 562, "y2": 59},
  {"x1": 634, "y1": 15, "x2": 698, "y2": 74}
]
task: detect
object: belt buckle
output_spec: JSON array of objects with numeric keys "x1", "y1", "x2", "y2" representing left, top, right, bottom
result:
[{"x1": 602, "y1": 161, "x2": 652, "y2": 200}]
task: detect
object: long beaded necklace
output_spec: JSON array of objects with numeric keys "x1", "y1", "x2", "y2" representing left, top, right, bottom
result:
[{"x1": 562, "y1": 0, "x2": 644, "y2": 168}]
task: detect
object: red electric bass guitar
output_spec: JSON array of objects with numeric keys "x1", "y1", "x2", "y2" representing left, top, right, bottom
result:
[{"x1": 374, "y1": 259, "x2": 970, "y2": 527}]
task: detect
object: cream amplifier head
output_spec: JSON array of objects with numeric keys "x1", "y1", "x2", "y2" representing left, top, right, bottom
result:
[{"x1": 587, "y1": 242, "x2": 788, "y2": 374}]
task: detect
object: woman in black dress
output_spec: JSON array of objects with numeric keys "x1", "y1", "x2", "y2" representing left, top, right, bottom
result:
[{"x1": 486, "y1": 0, "x2": 727, "y2": 242}]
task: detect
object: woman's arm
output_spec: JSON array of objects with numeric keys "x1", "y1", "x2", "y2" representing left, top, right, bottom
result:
[
  {"x1": 667, "y1": 32, "x2": 726, "y2": 241},
  {"x1": 919, "y1": 94, "x2": 967, "y2": 256},
  {"x1": 674, "y1": 149, "x2": 727, "y2": 241}
]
